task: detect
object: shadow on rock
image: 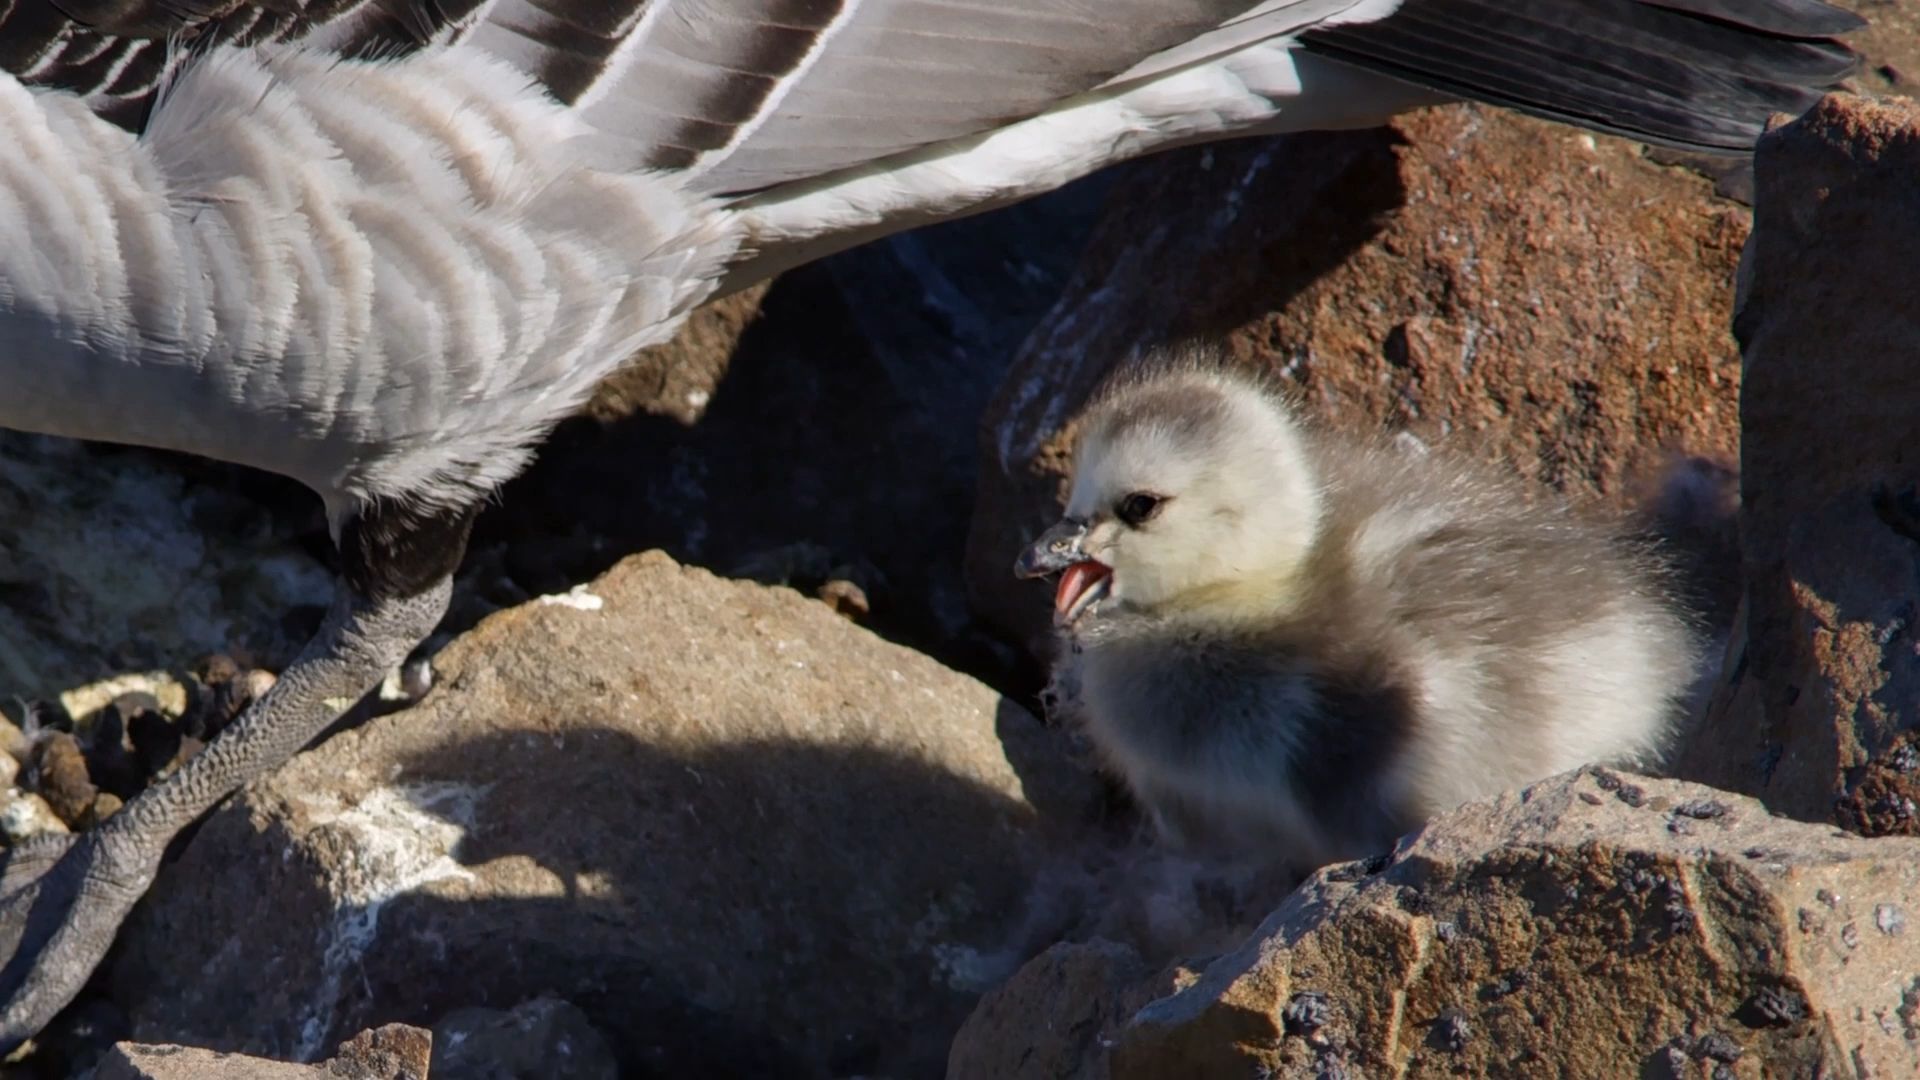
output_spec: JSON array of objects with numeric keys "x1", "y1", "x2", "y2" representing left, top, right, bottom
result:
[{"x1": 113, "y1": 730, "x2": 1049, "y2": 1078}]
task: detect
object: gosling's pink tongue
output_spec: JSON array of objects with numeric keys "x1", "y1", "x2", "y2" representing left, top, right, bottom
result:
[{"x1": 1054, "y1": 561, "x2": 1113, "y2": 625}]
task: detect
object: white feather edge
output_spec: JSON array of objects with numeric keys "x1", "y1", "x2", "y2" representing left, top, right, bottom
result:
[{"x1": 716, "y1": 44, "x2": 1444, "y2": 291}]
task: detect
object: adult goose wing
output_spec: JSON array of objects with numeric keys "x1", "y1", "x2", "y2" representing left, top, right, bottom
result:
[{"x1": 1298, "y1": 0, "x2": 1863, "y2": 152}]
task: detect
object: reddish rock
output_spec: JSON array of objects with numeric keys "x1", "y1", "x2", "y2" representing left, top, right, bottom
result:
[
  {"x1": 947, "y1": 940, "x2": 1188, "y2": 1080},
  {"x1": 967, "y1": 105, "x2": 1748, "y2": 655},
  {"x1": 1678, "y1": 93, "x2": 1920, "y2": 827},
  {"x1": 1098, "y1": 771, "x2": 1920, "y2": 1080}
]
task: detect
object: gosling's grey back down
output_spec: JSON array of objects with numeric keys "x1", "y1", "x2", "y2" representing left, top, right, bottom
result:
[
  {"x1": 0, "y1": 0, "x2": 1859, "y2": 1051},
  {"x1": 1023, "y1": 361, "x2": 1700, "y2": 869}
]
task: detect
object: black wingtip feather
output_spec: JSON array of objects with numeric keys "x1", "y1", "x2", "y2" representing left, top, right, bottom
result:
[
  {"x1": 1643, "y1": 0, "x2": 1867, "y2": 38},
  {"x1": 1301, "y1": 0, "x2": 1864, "y2": 155}
]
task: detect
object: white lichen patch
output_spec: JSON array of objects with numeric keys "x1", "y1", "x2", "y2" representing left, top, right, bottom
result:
[
  {"x1": 290, "y1": 781, "x2": 488, "y2": 1059},
  {"x1": 537, "y1": 584, "x2": 605, "y2": 611}
]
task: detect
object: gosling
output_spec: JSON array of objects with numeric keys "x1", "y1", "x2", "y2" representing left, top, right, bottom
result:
[{"x1": 1016, "y1": 359, "x2": 1700, "y2": 870}]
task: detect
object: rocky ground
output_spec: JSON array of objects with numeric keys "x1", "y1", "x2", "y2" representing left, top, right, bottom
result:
[{"x1": 2, "y1": 4, "x2": 1918, "y2": 1078}]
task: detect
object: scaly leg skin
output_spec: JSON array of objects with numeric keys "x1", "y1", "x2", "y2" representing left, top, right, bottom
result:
[{"x1": 0, "y1": 501, "x2": 476, "y2": 1050}]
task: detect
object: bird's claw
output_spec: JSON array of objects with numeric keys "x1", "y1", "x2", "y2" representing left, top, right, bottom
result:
[{"x1": 0, "y1": 829, "x2": 155, "y2": 1053}]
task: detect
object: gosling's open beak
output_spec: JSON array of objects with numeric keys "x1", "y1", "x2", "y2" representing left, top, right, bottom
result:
[
  {"x1": 1014, "y1": 519, "x2": 1090, "y2": 579},
  {"x1": 1015, "y1": 519, "x2": 1114, "y2": 628}
]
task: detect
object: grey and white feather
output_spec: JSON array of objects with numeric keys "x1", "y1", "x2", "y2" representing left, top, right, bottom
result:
[
  {"x1": 0, "y1": 0, "x2": 1862, "y2": 1049},
  {"x1": 1018, "y1": 358, "x2": 1701, "y2": 869}
]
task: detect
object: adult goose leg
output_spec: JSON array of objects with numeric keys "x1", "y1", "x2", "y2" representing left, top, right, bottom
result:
[{"x1": 0, "y1": 500, "x2": 478, "y2": 1048}]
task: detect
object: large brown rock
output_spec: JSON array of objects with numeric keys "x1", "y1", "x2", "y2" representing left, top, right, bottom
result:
[
  {"x1": 967, "y1": 105, "x2": 1749, "y2": 654},
  {"x1": 964, "y1": 771, "x2": 1920, "y2": 1079},
  {"x1": 1676, "y1": 93, "x2": 1920, "y2": 829},
  {"x1": 112, "y1": 552, "x2": 1094, "y2": 1078}
]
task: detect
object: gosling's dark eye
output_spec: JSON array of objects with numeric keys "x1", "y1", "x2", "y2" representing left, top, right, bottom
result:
[{"x1": 1116, "y1": 492, "x2": 1165, "y2": 527}]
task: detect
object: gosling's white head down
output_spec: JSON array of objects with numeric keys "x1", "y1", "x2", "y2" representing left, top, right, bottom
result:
[{"x1": 1018, "y1": 357, "x2": 1701, "y2": 870}]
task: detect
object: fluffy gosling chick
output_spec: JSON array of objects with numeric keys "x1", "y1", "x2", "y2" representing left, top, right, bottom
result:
[{"x1": 1016, "y1": 361, "x2": 1699, "y2": 869}]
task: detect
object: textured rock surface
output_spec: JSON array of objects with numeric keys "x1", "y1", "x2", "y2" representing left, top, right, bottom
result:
[
  {"x1": 960, "y1": 771, "x2": 1920, "y2": 1080},
  {"x1": 947, "y1": 940, "x2": 1182, "y2": 1080},
  {"x1": 967, "y1": 105, "x2": 1753, "y2": 654},
  {"x1": 429, "y1": 997, "x2": 617, "y2": 1080},
  {"x1": 95, "y1": 1024, "x2": 430, "y2": 1080},
  {"x1": 1678, "y1": 93, "x2": 1920, "y2": 829},
  {"x1": 113, "y1": 552, "x2": 1089, "y2": 1078}
]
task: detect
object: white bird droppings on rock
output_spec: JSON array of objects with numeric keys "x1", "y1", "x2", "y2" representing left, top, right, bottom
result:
[
  {"x1": 289, "y1": 782, "x2": 485, "y2": 1060},
  {"x1": 537, "y1": 585, "x2": 605, "y2": 612}
]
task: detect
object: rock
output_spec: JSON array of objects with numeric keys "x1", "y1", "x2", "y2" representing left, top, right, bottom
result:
[
  {"x1": 114, "y1": 552, "x2": 1092, "y2": 1077},
  {"x1": 93, "y1": 1045, "x2": 320, "y2": 1080},
  {"x1": 0, "y1": 710, "x2": 25, "y2": 765},
  {"x1": 0, "y1": 787, "x2": 68, "y2": 842},
  {"x1": 60, "y1": 673, "x2": 190, "y2": 727},
  {"x1": 430, "y1": 997, "x2": 618, "y2": 1080},
  {"x1": 947, "y1": 941, "x2": 1182, "y2": 1080},
  {"x1": 30, "y1": 731, "x2": 97, "y2": 827},
  {"x1": 93, "y1": 1023, "x2": 430, "y2": 1080},
  {"x1": 1676, "y1": 93, "x2": 1920, "y2": 828},
  {"x1": 967, "y1": 105, "x2": 1749, "y2": 655},
  {"x1": 1062, "y1": 770, "x2": 1920, "y2": 1079},
  {"x1": 330, "y1": 1023, "x2": 434, "y2": 1079}
]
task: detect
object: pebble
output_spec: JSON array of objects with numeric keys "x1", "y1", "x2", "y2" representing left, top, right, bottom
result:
[
  {"x1": 1673, "y1": 798, "x2": 1728, "y2": 820},
  {"x1": 32, "y1": 732, "x2": 98, "y2": 827},
  {"x1": 1436, "y1": 1011, "x2": 1473, "y2": 1052},
  {"x1": 84, "y1": 792, "x2": 124, "y2": 829},
  {"x1": 58, "y1": 673, "x2": 188, "y2": 731},
  {"x1": 1874, "y1": 903, "x2": 1905, "y2": 936},
  {"x1": 1284, "y1": 991, "x2": 1331, "y2": 1036},
  {"x1": 378, "y1": 659, "x2": 434, "y2": 707},
  {"x1": 1740, "y1": 985, "x2": 1806, "y2": 1028},
  {"x1": 0, "y1": 711, "x2": 27, "y2": 764},
  {"x1": 0, "y1": 788, "x2": 70, "y2": 842},
  {"x1": 815, "y1": 579, "x2": 871, "y2": 620},
  {"x1": 1693, "y1": 1032, "x2": 1742, "y2": 1063}
]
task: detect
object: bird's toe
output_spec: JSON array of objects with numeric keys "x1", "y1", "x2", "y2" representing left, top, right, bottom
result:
[{"x1": 0, "y1": 831, "x2": 153, "y2": 1053}]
